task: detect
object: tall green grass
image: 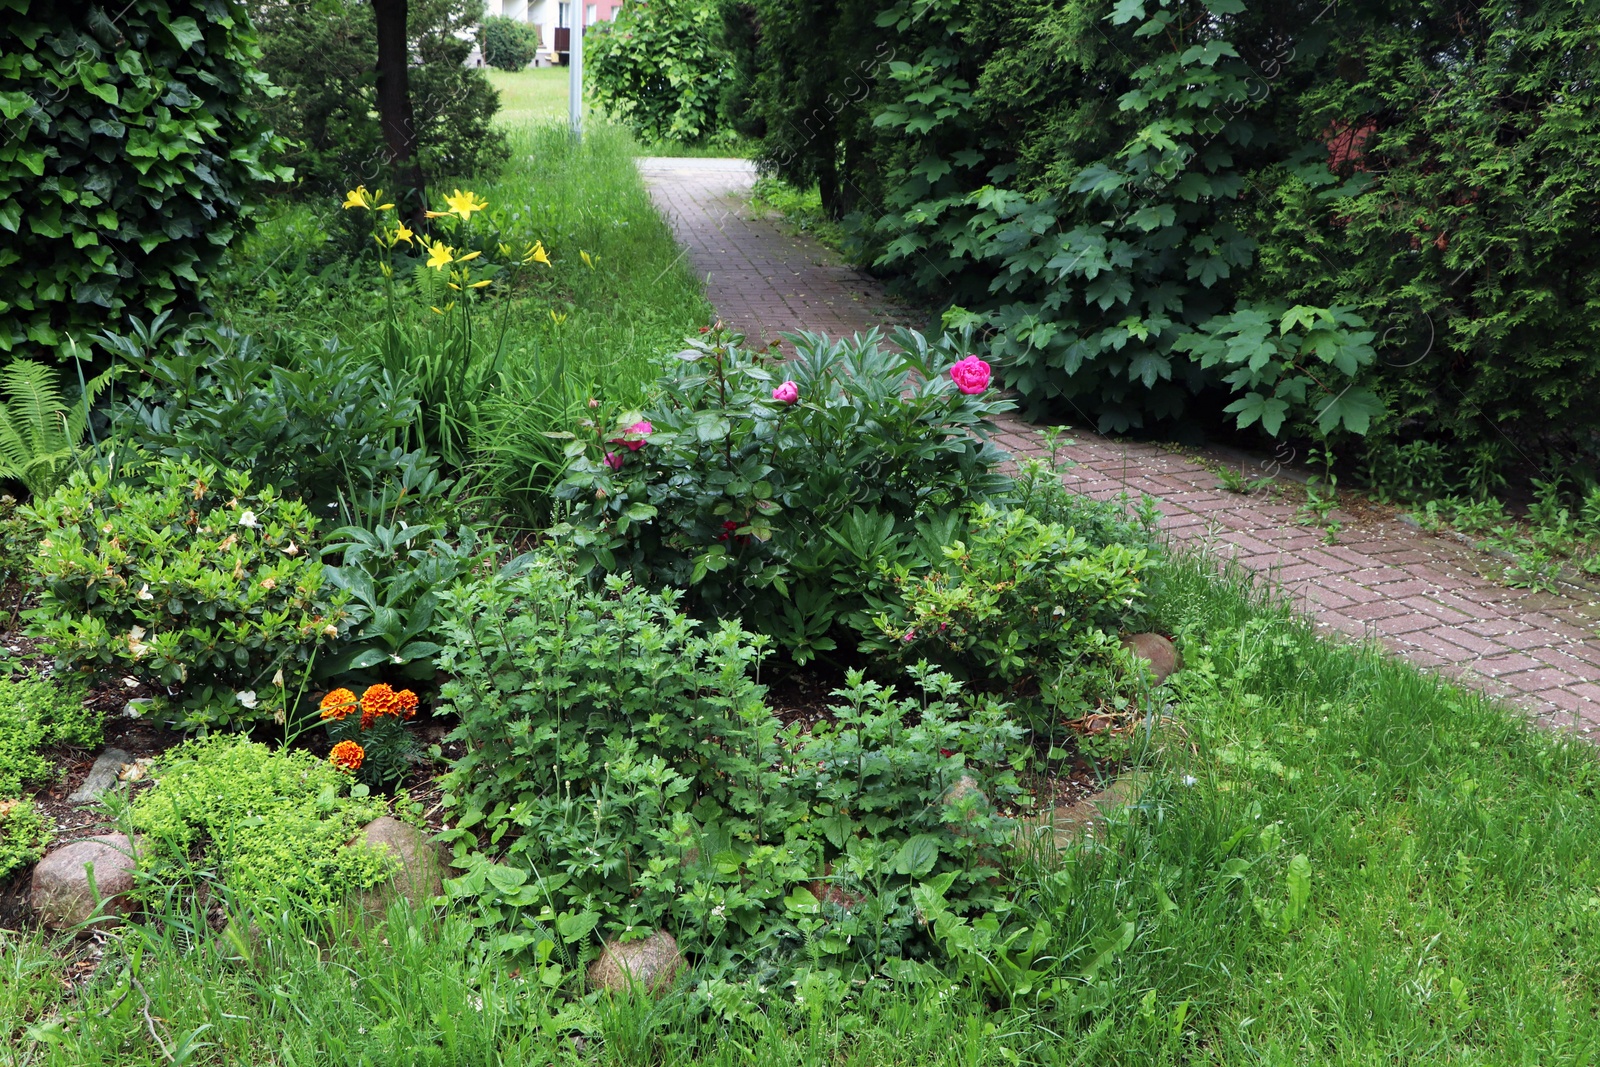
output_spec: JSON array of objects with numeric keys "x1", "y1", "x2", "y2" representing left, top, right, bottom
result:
[
  {"x1": 12, "y1": 550, "x2": 1600, "y2": 1064},
  {"x1": 210, "y1": 120, "x2": 710, "y2": 526}
]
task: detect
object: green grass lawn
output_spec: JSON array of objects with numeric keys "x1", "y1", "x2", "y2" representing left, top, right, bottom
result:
[
  {"x1": 486, "y1": 67, "x2": 575, "y2": 127},
  {"x1": 10, "y1": 548, "x2": 1600, "y2": 1064}
]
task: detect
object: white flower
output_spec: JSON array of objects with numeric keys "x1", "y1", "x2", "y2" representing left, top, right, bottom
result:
[
  {"x1": 237, "y1": 690, "x2": 259, "y2": 709},
  {"x1": 136, "y1": 583, "x2": 154, "y2": 601},
  {"x1": 238, "y1": 510, "x2": 259, "y2": 528},
  {"x1": 126, "y1": 626, "x2": 150, "y2": 660},
  {"x1": 1182, "y1": 774, "x2": 1198, "y2": 787},
  {"x1": 272, "y1": 668, "x2": 285, "y2": 688},
  {"x1": 283, "y1": 541, "x2": 299, "y2": 556}
]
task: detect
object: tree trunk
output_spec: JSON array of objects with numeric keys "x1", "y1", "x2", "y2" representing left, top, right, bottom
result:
[{"x1": 371, "y1": 0, "x2": 426, "y2": 228}]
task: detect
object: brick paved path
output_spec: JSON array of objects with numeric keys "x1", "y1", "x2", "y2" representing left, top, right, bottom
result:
[{"x1": 639, "y1": 157, "x2": 1600, "y2": 732}]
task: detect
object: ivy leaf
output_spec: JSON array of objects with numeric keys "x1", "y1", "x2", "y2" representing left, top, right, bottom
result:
[{"x1": 166, "y1": 17, "x2": 205, "y2": 51}]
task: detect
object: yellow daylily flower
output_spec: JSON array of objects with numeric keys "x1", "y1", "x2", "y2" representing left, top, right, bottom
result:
[
  {"x1": 430, "y1": 301, "x2": 456, "y2": 315},
  {"x1": 580, "y1": 250, "x2": 597, "y2": 270},
  {"x1": 425, "y1": 210, "x2": 450, "y2": 219},
  {"x1": 456, "y1": 250, "x2": 482, "y2": 264},
  {"x1": 524, "y1": 241, "x2": 551, "y2": 266},
  {"x1": 549, "y1": 309, "x2": 568, "y2": 326},
  {"x1": 470, "y1": 279, "x2": 492, "y2": 289},
  {"x1": 498, "y1": 242, "x2": 512, "y2": 257},
  {"x1": 444, "y1": 189, "x2": 488, "y2": 220},
  {"x1": 393, "y1": 223, "x2": 414, "y2": 245},
  {"x1": 426, "y1": 241, "x2": 455, "y2": 271},
  {"x1": 342, "y1": 186, "x2": 372, "y2": 210}
]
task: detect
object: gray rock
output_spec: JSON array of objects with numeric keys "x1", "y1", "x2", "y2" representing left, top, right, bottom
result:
[
  {"x1": 942, "y1": 774, "x2": 991, "y2": 823},
  {"x1": 30, "y1": 834, "x2": 141, "y2": 930},
  {"x1": 1018, "y1": 774, "x2": 1147, "y2": 851},
  {"x1": 1121, "y1": 633, "x2": 1183, "y2": 684},
  {"x1": 348, "y1": 816, "x2": 444, "y2": 921},
  {"x1": 588, "y1": 930, "x2": 683, "y2": 995},
  {"x1": 67, "y1": 748, "x2": 133, "y2": 803}
]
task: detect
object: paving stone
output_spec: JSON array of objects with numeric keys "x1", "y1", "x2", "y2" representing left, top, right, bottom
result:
[{"x1": 637, "y1": 156, "x2": 1600, "y2": 732}]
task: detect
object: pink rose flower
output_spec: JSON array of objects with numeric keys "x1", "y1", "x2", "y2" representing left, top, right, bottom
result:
[
  {"x1": 949, "y1": 355, "x2": 992, "y2": 395},
  {"x1": 603, "y1": 451, "x2": 624, "y2": 471},
  {"x1": 772, "y1": 380, "x2": 799, "y2": 404},
  {"x1": 610, "y1": 420, "x2": 653, "y2": 452}
]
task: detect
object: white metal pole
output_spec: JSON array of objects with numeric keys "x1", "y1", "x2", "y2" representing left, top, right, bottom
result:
[{"x1": 569, "y1": 7, "x2": 583, "y2": 141}]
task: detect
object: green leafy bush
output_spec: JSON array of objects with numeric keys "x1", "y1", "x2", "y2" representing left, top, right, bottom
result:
[
  {"x1": 103, "y1": 314, "x2": 452, "y2": 527},
  {"x1": 739, "y1": 0, "x2": 1600, "y2": 483},
  {"x1": 864, "y1": 503, "x2": 1153, "y2": 710},
  {"x1": 29, "y1": 458, "x2": 343, "y2": 730},
  {"x1": 0, "y1": 0, "x2": 286, "y2": 360},
  {"x1": 129, "y1": 736, "x2": 392, "y2": 906},
  {"x1": 435, "y1": 556, "x2": 1024, "y2": 975},
  {"x1": 587, "y1": 0, "x2": 741, "y2": 144},
  {"x1": 0, "y1": 798, "x2": 50, "y2": 881},
  {"x1": 0, "y1": 672, "x2": 98, "y2": 796},
  {"x1": 481, "y1": 15, "x2": 539, "y2": 71},
  {"x1": 249, "y1": 0, "x2": 508, "y2": 199},
  {"x1": 554, "y1": 326, "x2": 1014, "y2": 660}
]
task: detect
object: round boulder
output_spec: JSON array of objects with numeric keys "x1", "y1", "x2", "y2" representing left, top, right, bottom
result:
[
  {"x1": 587, "y1": 930, "x2": 683, "y2": 995},
  {"x1": 1121, "y1": 632, "x2": 1183, "y2": 684},
  {"x1": 348, "y1": 816, "x2": 444, "y2": 921},
  {"x1": 30, "y1": 834, "x2": 142, "y2": 931}
]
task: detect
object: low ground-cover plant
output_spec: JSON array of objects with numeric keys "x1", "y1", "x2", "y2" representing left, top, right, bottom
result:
[
  {"x1": 0, "y1": 672, "x2": 98, "y2": 796},
  {"x1": 554, "y1": 325, "x2": 1014, "y2": 660},
  {"x1": 434, "y1": 552, "x2": 1025, "y2": 981},
  {"x1": 128, "y1": 735, "x2": 393, "y2": 908},
  {"x1": 0, "y1": 797, "x2": 49, "y2": 880},
  {"x1": 28, "y1": 458, "x2": 343, "y2": 730}
]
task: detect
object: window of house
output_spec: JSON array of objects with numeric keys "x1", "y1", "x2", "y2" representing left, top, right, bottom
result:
[
  {"x1": 585, "y1": 3, "x2": 596, "y2": 24},
  {"x1": 557, "y1": 2, "x2": 569, "y2": 27}
]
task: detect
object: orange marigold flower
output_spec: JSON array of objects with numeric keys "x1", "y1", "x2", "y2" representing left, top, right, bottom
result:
[
  {"x1": 396, "y1": 688, "x2": 419, "y2": 720},
  {"x1": 359, "y1": 683, "x2": 403, "y2": 728},
  {"x1": 319, "y1": 687, "x2": 358, "y2": 721},
  {"x1": 329, "y1": 740, "x2": 365, "y2": 772}
]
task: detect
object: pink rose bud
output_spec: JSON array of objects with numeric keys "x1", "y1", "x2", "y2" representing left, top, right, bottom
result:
[
  {"x1": 949, "y1": 355, "x2": 992, "y2": 395},
  {"x1": 603, "y1": 451, "x2": 624, "y2": 471},
  {"x1": 610, "y1": 420, "x2": 653, "y2": 452},
  {"x1": 772, "y1": 380, "x2": 799, "y2": 404}
]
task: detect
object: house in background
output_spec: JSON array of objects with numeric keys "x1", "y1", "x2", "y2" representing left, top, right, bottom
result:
[{"x1": 481, "y1": 0, "x2": 626, "y2": 65}]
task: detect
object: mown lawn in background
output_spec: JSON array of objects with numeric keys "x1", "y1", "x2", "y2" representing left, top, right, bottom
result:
[
  {"x1": 486, "y1": 67, "x2": 574, "y2": 126},
  {"x1": 11, "y1": 547, "x2": 1600, "y2": 1064}
]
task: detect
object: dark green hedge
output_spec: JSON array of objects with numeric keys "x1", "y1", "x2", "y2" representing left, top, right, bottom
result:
[
  {"x1": 735, "y1": 0, "x2": 1600, "y2": 487},
  {"x1": 481, "y1": 15, "x2": 539, "y2": 71},
  {"x1": 0, "y1": 0, "x2": 286, "y2": 359},
  {"x1": 249, "y1": 0, "x2": 507, "y2": 199}
]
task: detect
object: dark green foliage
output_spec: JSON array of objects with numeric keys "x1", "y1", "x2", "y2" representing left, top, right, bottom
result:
[
  {"x1": 480, "y1": 15, "x2": 539, "y2": 71},
  {"x1": 586, "y1": 0, "x2": 741, "y2": 144},
  {"x1": 435, "y1": 555, "x2": 1025, "y2": 975},
  {"x1": 0, "y1": 0, "x2": 287, "y2": 360},
  {"x1": 249, "y1": 0, "x2": 508, "y2": 198},
  {"x1": 739, "y1": 0, "x2": 1600, "y2": 482},
  {"x1": 103, "y1": 313, "x2": 453, "y2": 528},
  {"x1": 554, "y1": 325, "x2": 1015, "y2": 660}
]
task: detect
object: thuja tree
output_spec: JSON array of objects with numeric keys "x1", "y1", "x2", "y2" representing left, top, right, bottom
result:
[{"x1": 0, "y1": 0, "x2": 287, "y2": 360}]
